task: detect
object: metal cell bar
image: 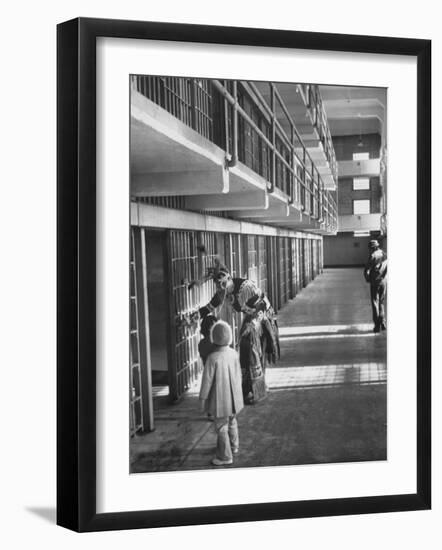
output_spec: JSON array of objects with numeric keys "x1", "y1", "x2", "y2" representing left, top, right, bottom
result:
[
  {"x1": 134, "y1": 227, "x2": 154, "y2": 432},
  {"x1": 166, "y1": 231, "x2": 179, "y2": 401}
]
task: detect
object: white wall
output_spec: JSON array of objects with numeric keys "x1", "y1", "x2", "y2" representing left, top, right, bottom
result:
[
  {"x1": 1, "y1": 1, "x2": 440, "y2": 549},
  {"x1": 338, "y1": 213, "x2": 382, "y2": 231}
]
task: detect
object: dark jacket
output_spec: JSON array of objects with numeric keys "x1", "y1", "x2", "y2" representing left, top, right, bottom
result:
[
  {"x1": 364, "y1": 249, "x2": 387, "y2": 284},
  {"x1": 198, "y1": 338, "x2": 216, "y2": 365}
]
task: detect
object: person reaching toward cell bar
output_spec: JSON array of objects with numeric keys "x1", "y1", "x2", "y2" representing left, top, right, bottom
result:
[{"x1": 189, "y1": 247, "x2": 279, "y2": 404}]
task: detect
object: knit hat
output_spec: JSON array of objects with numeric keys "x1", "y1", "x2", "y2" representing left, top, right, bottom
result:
[{"x1": 210, "y1": 320, "x2": 232, "y2": 346}]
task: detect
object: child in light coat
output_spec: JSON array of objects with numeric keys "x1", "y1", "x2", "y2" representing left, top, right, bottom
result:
[{"x1": 199, "y1": 320, "x2": 244, "y2": 466}]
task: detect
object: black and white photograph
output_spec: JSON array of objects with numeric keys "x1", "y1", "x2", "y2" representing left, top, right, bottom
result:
[
  {"x1": 1, "y1": 0, "x2": 438, "y2": 542},
  {"x1": 129, "y1": 76, "x2": 388, "y2": 473}
]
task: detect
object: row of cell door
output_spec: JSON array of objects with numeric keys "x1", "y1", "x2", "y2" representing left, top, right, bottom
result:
[{"x1": 130, "y1": 227, "x2": 323, "y2": 435}]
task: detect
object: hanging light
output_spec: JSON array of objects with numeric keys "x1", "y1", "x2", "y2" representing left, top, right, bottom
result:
[{"x1": 357, "y1": 113, "x2": 363, "y2": 147}]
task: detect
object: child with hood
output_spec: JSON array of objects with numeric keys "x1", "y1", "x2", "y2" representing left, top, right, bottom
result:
[{"x1": 199, "y1": 320, "x2": 244, "y2": 466}]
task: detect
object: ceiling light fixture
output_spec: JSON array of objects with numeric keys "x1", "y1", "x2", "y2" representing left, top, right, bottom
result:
[{"x1": 357, "y1": 113, "x2": 364, "y2": 147}]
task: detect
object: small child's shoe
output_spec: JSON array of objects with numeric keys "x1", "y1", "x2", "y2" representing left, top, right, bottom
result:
[
  {"x1": 232, "y1": 447, "x2": 239, "y2": 455},
  {"x1": 211, "y1": 457, "x2": 233, "y2": 466}
]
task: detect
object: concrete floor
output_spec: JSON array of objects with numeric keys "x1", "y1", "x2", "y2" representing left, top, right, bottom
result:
[{"x1": 130, "y1": 267, "x2": 387, "y2": 473}]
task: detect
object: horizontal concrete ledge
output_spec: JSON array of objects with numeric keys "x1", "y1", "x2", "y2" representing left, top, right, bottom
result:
[
  {"x1": 132, "y1": 92, "x2": 224, "y2": 165},
  {"x1": 131, "y1": 202, "x2": 323, "y2": 240},
  {"x1": 229, "y1": 162, "x2": 269, "y2": 193},
  {"x1": 233, "y1": 202, "x2": 290, "y2": 219},
  {"x1": 184, "y1": 191, "x2": 268, "y2": 211},
  {"x1": 131, "y1": 168, "x2": 228, "y2": 197}
]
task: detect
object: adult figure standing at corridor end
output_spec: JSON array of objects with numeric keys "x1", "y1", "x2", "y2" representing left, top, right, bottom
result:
[{"x1": 364, "y1": 239, "x2": 387, "y2": 333}]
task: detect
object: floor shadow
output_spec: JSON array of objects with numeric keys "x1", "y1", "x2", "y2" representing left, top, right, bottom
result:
[{"x1": 26, "y1": 506, "x2": 56, "y2": 524}]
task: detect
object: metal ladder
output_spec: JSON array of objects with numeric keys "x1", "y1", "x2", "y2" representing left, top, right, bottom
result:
[{"x1": 130, "y1": 229, "x2": 143, "y2": 435}]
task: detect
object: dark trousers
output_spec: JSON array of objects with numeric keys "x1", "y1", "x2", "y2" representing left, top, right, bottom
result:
[{"x1": 370, "y1": 279, "x2": 387, "y2": 328}]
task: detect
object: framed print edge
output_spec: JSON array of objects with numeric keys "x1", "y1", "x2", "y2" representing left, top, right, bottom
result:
[
  {"x1": 415, "y1": 36, "x2": 431, "y2": 511},
  {"x1": 57, "y1": 18, "x2": 81, "y2": 531},
  {"x1": 56, "y1": 17, "x2": 431, "y2": 533}
]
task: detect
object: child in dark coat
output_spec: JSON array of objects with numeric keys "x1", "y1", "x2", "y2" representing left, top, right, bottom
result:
[
  {"x1": 199, "y1": 321, "x2": 244, "y2": 466},
  {"x1": 198, "y1": 314, "x2": 217, "y2": 365},
  {"x1": 198, "y1": 315, "x2": 217, "y2": 422}
]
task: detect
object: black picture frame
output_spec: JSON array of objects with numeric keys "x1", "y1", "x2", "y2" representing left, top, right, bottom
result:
[{"x1": 57, "y1": 17, "x2": 431, "y2": 532}]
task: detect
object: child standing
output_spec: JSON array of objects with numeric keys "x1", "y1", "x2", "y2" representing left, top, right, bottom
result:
[{"x1": 199, "y1": 320, "x2": 244, "y2": 466}]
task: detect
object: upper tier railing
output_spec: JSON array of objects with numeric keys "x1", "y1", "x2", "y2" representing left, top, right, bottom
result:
[{"x1": 131, "y1": 76, "x2": 337, "y2": 233}]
